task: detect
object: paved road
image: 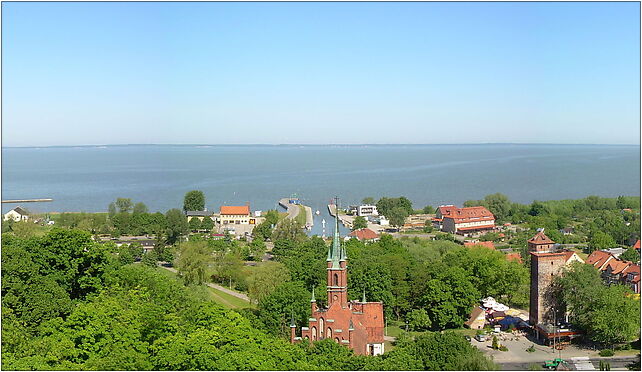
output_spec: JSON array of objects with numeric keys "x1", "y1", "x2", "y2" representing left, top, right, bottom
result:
[
  {"x1": 498, "y1": 356, "x2": 639, "y2": 371},
  {"x1": 279, "y1": 198, "x2": 301, "y2": 219},
  {"x1": 159, "y1": 265, "x2": 250, "y2": 301}
]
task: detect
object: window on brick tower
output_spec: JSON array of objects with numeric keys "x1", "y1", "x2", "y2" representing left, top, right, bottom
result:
[
  {"x1": 333, "y1": 273, "x2": 338, "y2": 286},
  {"x1": 327, "y1": 328, "x2": 332, "y2": 339}
]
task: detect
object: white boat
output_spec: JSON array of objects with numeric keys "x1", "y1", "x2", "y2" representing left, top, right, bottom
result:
[{"x1": 315, "y1": 210, "x2": 320, "y2": 215}]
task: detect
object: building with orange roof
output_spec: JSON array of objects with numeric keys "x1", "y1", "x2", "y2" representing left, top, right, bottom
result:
[
  {"x1": 291, "y1": 202, "x2": 385, "y2": 356},
  {"x1": 217, "y1": 203, "x2": 255, "y2": 226},
  {"x1": 438, "y1": 205, "x2": 495, "y2": 235},
  {"x1": 634, "y1": 240, "x2": 640, "y2": 251},
  {"x1": 586, "y1": 250, "x2": 615, "y2": 271},
  {"x1": 464, "y1": 241, "x2": 496, "y2": 250},
  {"x1": 348, "y1": 228, "x2": 380, "y2": 242}
]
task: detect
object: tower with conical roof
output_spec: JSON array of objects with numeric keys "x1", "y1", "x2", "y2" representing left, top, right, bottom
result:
[{"x1": 327, "y1": 197, "x2": 348, "y2": 307}]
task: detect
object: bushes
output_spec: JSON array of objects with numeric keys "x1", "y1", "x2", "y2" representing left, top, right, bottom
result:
[{"x1": 599, "y1": 349, "x2": 615, "y2": 357}]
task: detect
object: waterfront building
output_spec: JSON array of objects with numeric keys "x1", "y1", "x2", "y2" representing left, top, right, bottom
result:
[
  {"x1": 3, "y1": 206, "x2": 30, "y2": 222},
  {"x1": 528, "y1": 230, "x2": 584, "y2": 326},
  {"x1": 356, "y1": 205, "x2": 378, "y2": 217},
  {"x1": 218, "y1": 204, "x2": 255, "y2": 225},
  {"x1": 291, "y1": 201, "x2": 385, "y2": 356},
  {"x1": 440, "y1": 206, "x2": 495, "y2": 235}
]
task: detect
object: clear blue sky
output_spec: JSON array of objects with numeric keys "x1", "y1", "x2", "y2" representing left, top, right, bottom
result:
[{"x1": 2, "y1": 2, "x2": 640, "y2": 146}]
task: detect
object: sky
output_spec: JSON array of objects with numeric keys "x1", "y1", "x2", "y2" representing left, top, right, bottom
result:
[{"x1": 2, "y1": 1, "x2": 640, "y2": 146}]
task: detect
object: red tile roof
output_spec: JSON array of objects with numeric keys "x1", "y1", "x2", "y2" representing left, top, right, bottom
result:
[
  {"x1": 348, "y1": 228, "x2": 380, "y2": 241},
  {"x1": 464, "y1": 241, "x2": 496, "y2": 250},
  {"x1": 528, "y1": 231, "x2": 555, "y2": 245},
  {"x1": 586, "y1": 250, "x2": 614, "y2": 270},
  {"x1": 634, "y1": 240, "x2": 640, "y2": 250},
  {"x1": 608, "y1": 260, "x2": 634, "y2": 275},
  {"x1": 505, "y1": 252, "x2": 523, "y2": 264},
  {"x1": 220, "y1": 205, "x2": 250, "y2": 215},
  {"x1": 438, "y1": 205, "x2": 458, "y2": 218},
  {"x1": 448, "y1": 206, "x2": 495, "y2": 222},
  {"x1": 622, "y1": 264, "x2": 640, "y2": 276}
]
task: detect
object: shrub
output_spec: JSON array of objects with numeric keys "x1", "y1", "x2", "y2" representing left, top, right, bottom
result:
[
  {"x1": 526, "y1": 344, "x2": 536, "y2": 353},
  {"x1": 499, "y1": 345, "x2": 508, "y2": 351},
  {"x1": 599, "y1": 349, "x2": 614, "y2": 357}
]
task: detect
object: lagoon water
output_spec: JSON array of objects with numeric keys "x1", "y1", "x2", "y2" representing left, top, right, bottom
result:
[{"x1": 2, "y1": 144, "x2": 639, "y2": 235}]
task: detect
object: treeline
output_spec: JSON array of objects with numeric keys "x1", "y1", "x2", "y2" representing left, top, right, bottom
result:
[
  {"x1": 2, "y1": 229, "x2": 495, "y2": 370},
  {"x1": 253, "y1": 234, "x2": 528, "y2": 337},
  {"x1": 463, "y1": 194, "x2": 640, "y2": 251}
]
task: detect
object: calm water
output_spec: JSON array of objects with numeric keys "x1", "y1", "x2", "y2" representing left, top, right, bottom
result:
[{"x1": 2, "y1": 144, "x2": 639, "y2": 235}]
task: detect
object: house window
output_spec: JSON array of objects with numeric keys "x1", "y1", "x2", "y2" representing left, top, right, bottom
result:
[{"x1": 333, "y1": 273, "x2": 338, "y2": 286}]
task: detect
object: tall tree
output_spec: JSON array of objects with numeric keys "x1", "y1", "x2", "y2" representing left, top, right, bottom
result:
[
  {"x1": 115, "y1": 198, "x2": 133, "y2": 213},
  {"x1": 352, "y1": 216, "x2": 368, "y2": 230},
  {"x1": 183, "y1": 190, "x2": 205, "y2": 211},
  {"x1": 132, "y1": 202, "x2": 148, "y2": 215},
  {"x1": 362, "y1": 197, "x2": 376, "y2": 205},
  {"x1": 174, "y1": 241, "x2": 214, "y2": 285},
  {"x1": 165, "y1": 209, "x2": 188, "y2": 244}
]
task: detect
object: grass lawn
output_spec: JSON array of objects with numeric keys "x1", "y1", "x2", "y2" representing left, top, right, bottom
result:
[
  {"x1": 156, "y1": 266, "x2": 254, "y2": 309},
  {"x1": 207, "y1": 287, "x2": 255, "y2": 310},
  {"x1": 296, "y1": 205, "x2": 307, "y2": 226}
]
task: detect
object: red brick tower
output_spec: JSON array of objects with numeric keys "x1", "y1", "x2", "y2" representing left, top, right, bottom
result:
[{"x1": 529, "y1": 230, "x2": 566, "y2": 325}]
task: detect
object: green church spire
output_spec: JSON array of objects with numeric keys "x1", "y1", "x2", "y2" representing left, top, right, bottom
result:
[
  {"x1": 311, "y1": 286, "x2": 316, "y2": 302},
  {"x1": 327, "y1": 197, "x2": 344, "y2": 265}
]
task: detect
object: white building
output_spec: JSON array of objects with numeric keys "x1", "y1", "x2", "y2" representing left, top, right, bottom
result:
[
  {"x1": 3, "y1": 206, "x2": 30, "y2": 222},
  {"x1": 357, "y1": 205, "x2": 378, "y2": 217}
]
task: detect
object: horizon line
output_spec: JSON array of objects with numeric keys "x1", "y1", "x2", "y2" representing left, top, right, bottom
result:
[{"x1": 3, "y1": 142, "x2": 641, "y2": 149}]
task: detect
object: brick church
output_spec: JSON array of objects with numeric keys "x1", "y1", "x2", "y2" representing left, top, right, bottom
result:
[{"x1": 290, "y1": 203, "x2": 385, "y2": 356}]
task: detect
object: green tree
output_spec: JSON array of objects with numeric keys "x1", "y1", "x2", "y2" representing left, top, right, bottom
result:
[
  {"x1": 619, "y1": 248, "x2": 640, "y2": 263},
  {"x1": 258, "y1": 281, "x2": 311, "y2": 337},
  {"x1": 272, "y1": 218, "x2": 305, "y2": 242},
  {"x1": 484, "y1": 193, "x2": 512, "y2": 221},
  {"x1": 529, "y1": 201, "x2": 549, "y2": 216},
  {"x1": 247, "y1": 261, "x2": 290, "y2": 304},
  {"x1": 108, "y1": 202, "x2": 117, "y2": 218},
  {"x1": 174, "y1": 241, "x2": 214, "y2": 285},
  {"x1": 132, "y1": 202, "x2": 148, "y2": 215},
  {"x1": 183, "y1": 190, "x2": 205, "y2": 211},
  {"x1": 388, "y1": 207, "x2": 409, "y2": 228},
  {"x1": 420, "y1": 267, "x2": 479, "y2": 330},
  {"x1": 200, "y1": 217, "x2": 214, "y2": 232},
  {"x1": 115, "y1": 198, "x2": 133, "y2": 213},
  {"x1": 362, "y1": 197, "x2": 376, "y2": 205},
  {"x1": 352, "y1": 216, "x2": 368, "y2": 230},
  {"x1": 11, "y1": 221, "x2": 37, "y2": 239},
  {"x1": 406, "y1": 308, "x2": 432, "y2": 331},
  {"x1": 165, "y1": 209, "x2": 188, "y2": 245},
  {"x1": 589, "y1": 231, "x2": 617, "y2": 253},
  {"x1": 422, "y1": 205, "x2": 435, "y2": 214},
  {"x1": 188, "y1": 217, "x2": 202, "y2": 231},
  {"x1": 253, "y1": 220, "x2": 273, "y2": 240}
]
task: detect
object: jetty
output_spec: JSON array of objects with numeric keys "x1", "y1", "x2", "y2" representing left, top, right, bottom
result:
[
  {"x1": 327, "y1": 204, "x2": 352, "y2": 228},
  {"x1": 2, "y1": 198, "x2": 53, "y2": 203},
  {"x1": 279, "y1": 198, "x2": 313, "y2": 229}
]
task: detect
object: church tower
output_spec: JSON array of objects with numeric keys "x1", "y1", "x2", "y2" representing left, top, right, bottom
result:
[{"x1": 327, "y1": 197, "x2": 348, "y2": 307}]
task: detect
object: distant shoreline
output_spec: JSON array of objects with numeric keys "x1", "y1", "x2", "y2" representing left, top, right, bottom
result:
[{"x1": 3, "y1": 143, "x2": 640, "y2": 149}]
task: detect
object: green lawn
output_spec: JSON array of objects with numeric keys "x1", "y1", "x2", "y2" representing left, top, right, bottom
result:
[
  {"x1": 157, "y1": 266, "x2": 254, "y2": 309},
  {"x1": 207, "y1": 287, "x2": 255, "y2": 310},
  {"x1": 296, "y1": 205, "x2": 307, "y2": 226}
]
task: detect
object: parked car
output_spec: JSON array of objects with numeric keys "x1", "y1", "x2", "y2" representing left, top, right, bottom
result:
[{"x1": 474, "y1": 334, "x2": 486, "y2": 342}]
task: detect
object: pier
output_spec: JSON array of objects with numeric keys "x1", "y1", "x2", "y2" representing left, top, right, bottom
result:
[
  {"x1": 2, "y1": 198, "x2": 53, "y2": 203},
  {"x1": 279, "y1": 198, "x2": 313, "y2": 229}
]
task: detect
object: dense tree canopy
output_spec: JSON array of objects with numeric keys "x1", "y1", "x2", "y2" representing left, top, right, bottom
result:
[
  {"x1": 554, "y1": 263, "x2": 640, "y2": 346},
  {"x1": 183, "y1": 190, "x2": 206, "y2": 212}
]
